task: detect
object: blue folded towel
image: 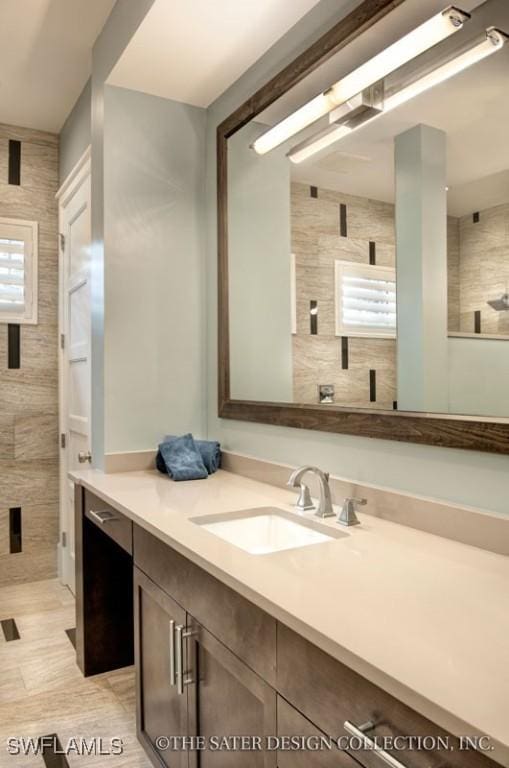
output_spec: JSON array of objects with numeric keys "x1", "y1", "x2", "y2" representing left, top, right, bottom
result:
[
  {"x1": 156, "y1": 434, "x2": 221, "y2": 480},
  {"x1": 158, "y1": 434, "x2": 208, "y2": 481}
]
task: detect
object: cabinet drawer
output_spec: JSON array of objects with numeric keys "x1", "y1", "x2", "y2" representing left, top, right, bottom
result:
[
  {"x1": 133, "y1": 525, "x2": 276, "y2": 685},
  {"x1": 277, "y1": 697, "x2": 358, "y2": 768},
  {"x1": 84, "y1": 490, "x2": 133, "y2": 554},
  {"x1": 277, "y1": 623, "x2": 497, "y2": 768}
]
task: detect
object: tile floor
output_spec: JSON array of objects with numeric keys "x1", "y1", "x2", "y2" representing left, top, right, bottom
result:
[{"x1": 0, "y1": 579, "x2": 151, "y2": 767}]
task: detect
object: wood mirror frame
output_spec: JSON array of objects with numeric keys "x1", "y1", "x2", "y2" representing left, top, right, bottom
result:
[{"x1": 217, "y1": 0, "x2": 509, "y2": 455}]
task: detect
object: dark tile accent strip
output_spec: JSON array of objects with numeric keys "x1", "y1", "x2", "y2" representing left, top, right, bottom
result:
[
  {"x1": 8, "y1": 140, "x2": 21, "y2": 185},
  {"x1": 310, "y1": 301, "x2": 318, "y2": 335},
  {"x1": 473, "y1": 211, "x2": 480, "y2": 223},
  {"x1": 474, "y1": 310, "x2": 481, "y2": 334},
  {"x1": 310, "y1": 185, "x2": 318, "y2": 198},
  {"x1": 1, "y1": 618, "x2": 20, "y2": 642},
  {"x1": 393, "y1": 400, "x2": 398, "y2": 410},
  {"x1": 9, "y1": 507, "x2": 22, "y2": 553},
  {"x1": 65, "y1": 627, "x2": 76, "y2": 648},
  {"x1": 341, "y1": 337, "x2": 349, "y2": 369},
  {"x1": 8, "y1": 324, "x2": 20, "y2": 369},
  {"x1": 339, "y1": 203, "x2": 347, "y2": 237},
  {"x1": 369, "y1": 369, "x2": 376, "y2": 402},
  {"x1": 369, "y1": 241, "x2": 376, "y2": 265},
  {"x1": 38, "y1": 735, "x2": 70, "y2": 768}
]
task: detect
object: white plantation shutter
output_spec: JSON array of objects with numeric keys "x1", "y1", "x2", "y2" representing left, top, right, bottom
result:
[
  {"x1": 335, "y1": 260, "x2": 396, "y2": 337},
  {"x1": 0, "y1": 219, "x2": 38, "y2": 324}
]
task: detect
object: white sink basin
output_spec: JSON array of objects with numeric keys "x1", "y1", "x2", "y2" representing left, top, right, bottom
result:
[{"x1": 190, "y1": 507, "x2": 346, "y2": 554}]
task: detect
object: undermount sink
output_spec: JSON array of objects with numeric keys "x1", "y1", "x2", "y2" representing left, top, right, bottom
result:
[{"x1": 190, "y1": 507, "x2": 346, "y2": 555}]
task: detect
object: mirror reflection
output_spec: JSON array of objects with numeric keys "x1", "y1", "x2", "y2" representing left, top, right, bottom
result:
[{"x1": 227, "y1": 0, "x2": 509, "y2": 418}]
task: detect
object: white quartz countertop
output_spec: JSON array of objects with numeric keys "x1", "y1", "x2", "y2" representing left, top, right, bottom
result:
[{"x1": 71, "y1": 467, "x2": 509, "y2": 766}]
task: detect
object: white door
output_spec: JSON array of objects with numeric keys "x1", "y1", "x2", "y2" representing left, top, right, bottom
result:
[{"x1": 58, "y1": 154, "x2": 92, "y2": 593}]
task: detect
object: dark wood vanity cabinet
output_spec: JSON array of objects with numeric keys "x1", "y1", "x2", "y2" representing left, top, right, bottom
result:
[
  {"x1": 133, "y1": 527, "x2": 277, "y2": 768},
  {"x1": 133, "y1": 521, "x2": 499, "y2": 768},
  {"x1": 75, "y1": 488, "x2": 134, "y2": 676},
  {"x1": 134, "y1": 568, "x2": 188, "y2": 768},
  {"x1": 277, "y1": 622, "x2": 499, "y2": 768},
  {"x1": 187, "y1": 619, "x2": 277, "y2": 768}
]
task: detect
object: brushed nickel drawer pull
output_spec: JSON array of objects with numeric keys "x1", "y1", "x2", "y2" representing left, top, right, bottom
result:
[
  {"x1": 88, "y1": 509, "x2": 118, "y2": 524},
  {"x1": 169, "y1": 619, "x2": 176, "y2": 686},
  {"x1": 344, "y1": 721, "x2": 408, "y2": 768},
  {"x1": 175, "y1": 625, "x2": 195, "y2": 695}
]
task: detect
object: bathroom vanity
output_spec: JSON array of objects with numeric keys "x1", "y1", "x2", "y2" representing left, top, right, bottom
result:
[{"x1": 72, "y1": 469, "x2": 509, "y2": 768}]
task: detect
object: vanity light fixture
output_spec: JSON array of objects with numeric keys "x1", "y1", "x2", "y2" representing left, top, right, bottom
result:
[
  {"x1": 288, "y1": 28, "x2": 508, "y2": 164},
  {"x1": 252, "y1": 6, "x2": 470, "y2": 155}
]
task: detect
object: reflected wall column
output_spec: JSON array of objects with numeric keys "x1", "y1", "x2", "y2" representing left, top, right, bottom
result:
[{"x1": 395, "y1": 124, "x2": 448, "y2": 412}]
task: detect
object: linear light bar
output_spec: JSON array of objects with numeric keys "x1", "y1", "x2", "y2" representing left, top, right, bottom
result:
[
  {"x1": 288, "y1": 28, "x2": 507, "y2": 164},
  {"x1": 252, "y1": 6, "x2": 469, "y2": 155}
]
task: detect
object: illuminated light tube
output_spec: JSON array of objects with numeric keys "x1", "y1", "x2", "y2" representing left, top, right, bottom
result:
[
  {"x1": 287, "y1": 125, "x2": 353, "y2": 163},
  {"x1": 252, "y1": 92, "x2": 338, "y2": 156},
  {"x1": 252, "y1": 6, "x2": 469, "y2": 155},
  {"x1": 288, "y1": 28, "x2": 507, "y2": 164},
  {"x1": 384, "y1": 27, "x2": 507, "y2": 110}
]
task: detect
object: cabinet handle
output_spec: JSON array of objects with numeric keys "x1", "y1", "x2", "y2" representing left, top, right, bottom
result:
[
  {"x1": 175, "y1": 624, "x2": 195, "y2": 695},
  {"x1": 169, "y1": 620, "x2": 176, "y2": 686},
  {"x1": 344, "y1": 721, "x2": 408, "y2": 768},
  {"x1": 88, "y1": 509, "x2": 118, "y2": 524}
]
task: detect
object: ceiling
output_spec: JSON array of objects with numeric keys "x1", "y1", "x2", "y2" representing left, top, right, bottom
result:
[
  {"x1": 108, "y1": 0, "x2": 322, "y2": 107},
  {"x1": 0, "y1": 0, "x2": 116, "y2": 133}
]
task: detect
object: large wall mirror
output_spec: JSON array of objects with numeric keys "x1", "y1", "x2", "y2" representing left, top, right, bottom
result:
[{"x1": 218, "y1": 0, "x2": 509, "y2": 453}]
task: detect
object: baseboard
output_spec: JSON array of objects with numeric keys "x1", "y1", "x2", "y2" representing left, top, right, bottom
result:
[{"x1": 104, "y1": 449, "x2": 157, "y2": 474}]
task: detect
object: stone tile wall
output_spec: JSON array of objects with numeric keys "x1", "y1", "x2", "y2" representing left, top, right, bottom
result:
[
  {"x1": 291, "y1": 182, "x2": 397, "y2": 409},
  {"x1": 291, "y1": 181, "x2": 470, "y2": 407},
  {"x1": 457, "y1": 204, "x2": 509, "y2": 335},
  {"x1": 0, "y1": 123, "x2": 59, "y2": 586}
]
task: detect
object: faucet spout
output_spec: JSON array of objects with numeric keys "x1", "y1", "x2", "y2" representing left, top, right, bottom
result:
[{"x1": 287, "y1": 466, "x2": 334, "y2": 518}]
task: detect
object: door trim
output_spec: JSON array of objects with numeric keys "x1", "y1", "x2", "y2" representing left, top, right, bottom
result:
[
  {"x1": 56, "y1": 146, "x2": 91, "y2": 201},
  {"x1": 57, "y1": 148, "x2": 91, "y2": 585}
]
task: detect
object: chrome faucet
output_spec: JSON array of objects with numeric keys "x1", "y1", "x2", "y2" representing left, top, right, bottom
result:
[
  {"x1": 337, "y1": 497, "x2": 367, "y2": 526},
  {"x1": 287, "y1": 466, "x2": 334, "y2": 518}
]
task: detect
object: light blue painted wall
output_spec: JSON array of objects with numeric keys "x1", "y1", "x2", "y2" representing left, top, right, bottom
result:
[
  {"x1": 205, "y1": 0, "x2": 509, "y2": 515},
  {"x1": 228, "y1": 122, "x2": 292, "y2": 402},
  {"x1": 103, "y1": 85, "x2": 207, "y2": 452},
  {"x1": 59, "y1": 79, "x2": 91, "y2": 183},
  {"x1": 59, "y1": 0, "x2": 208, "y2": 464},
  {"x1": 448, "y1": 337, "x2": 509, "y2": 417},
  {"x1": 90, "y1": 0, "x2": 157, "y2": 467},
  {"x1": 395, "y1": 124, "x2": 448, "y2": 412}
]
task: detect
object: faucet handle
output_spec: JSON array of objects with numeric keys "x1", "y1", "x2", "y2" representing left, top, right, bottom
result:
[
  {"x1": 295, "y1": 483, "x2": 315, "y2": 512},
  {"x1": 337, "y1": 497, "x2": 367, "y2": 527}
]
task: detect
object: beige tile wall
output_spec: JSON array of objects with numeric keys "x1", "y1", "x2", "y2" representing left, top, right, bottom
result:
[
  {"x1": 291, "y1": 182, "x2": 470, "y2": 405},
  {"x1": 447, "y1": 216, "x2": 460, "y2": 332},
  {"x1": 0, "y1": 123, "x2": 59, "y2": 586},
  {"x1": 291, "y1": 181, "x2": 396, "y2": 409},
  {"x1": 457, "y1": 204, "x2": 509, "y2": 335}
]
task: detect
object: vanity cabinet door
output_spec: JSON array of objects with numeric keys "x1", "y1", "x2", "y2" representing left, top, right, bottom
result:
[
  {"x1": 134, "y1": 567, "x2": 188, "y2": 768},
  {"x1": 187, "y1": 618, "x2": 277, "y2": 768}
]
